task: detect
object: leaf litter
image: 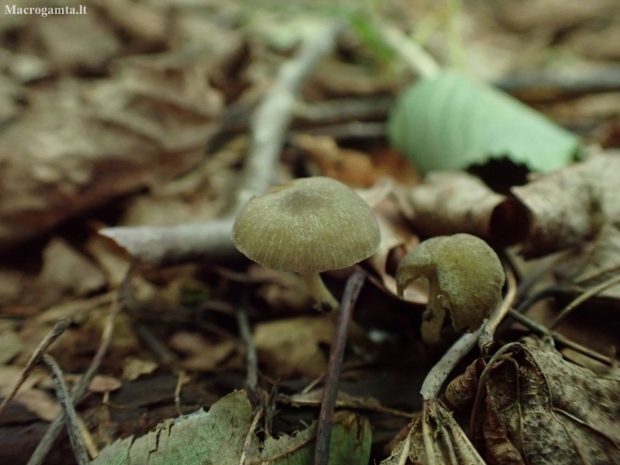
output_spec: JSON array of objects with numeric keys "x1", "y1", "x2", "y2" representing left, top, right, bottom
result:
[{"x1": 1, "y1": 1, "x2": 620, "y2": 464}]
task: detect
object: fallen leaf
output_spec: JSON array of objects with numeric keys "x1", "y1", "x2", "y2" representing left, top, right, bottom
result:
[
  {"x1": 388, "y1": 71, "x2": 582, "y2": 175},
  {"x1": 121, "y1": 357, "x2": 158, "y2": 382},
  {"x1": 382, "y1": 400, "x2": 484, "y2": 465},
  {"x1": 253, "y1": 316, "x2": 335, "y2": 378},
  {"x1": 89, "y1": 375, "x2": 123, "y2": 393},
  {"x1": 0, "y1": 331, "x2": 23, "y2": 364},
  {"x1": 37, "y1": 238, "x2": 106, "y2": 302},
  {"x1": 91, "y1": 390, "x2": 372, "y2": 465},
  {"x1": 448, "y1": 340, "x2": 620, "y2": 464},
  {"x1": 407, "y1": 171, "x2": 527, "y2": 245},
  {"x1": 168, "y1": 332, "x2": 238, "y2": 372},
  {"x1": 510, "y1": 152, "x2": 620, "y2": 257}
]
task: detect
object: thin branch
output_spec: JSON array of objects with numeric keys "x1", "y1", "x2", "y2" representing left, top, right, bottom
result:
[
  {"x1": 508, "y1": 309, "x2": 614, "y2": 365},
  {"x1": 420, "y1": 330, "x2": 481, "y2": 403},
  {"x1": 478, "y1": 266, "x2": 518, "y2": 351},
  {"x1": 28, "y1": 289, "x2": 123, "y2": 465},
  {"x1": 552, "y1": 272, "x2": 620, "y2": 328},
  {"x1": 419, "y1": 264, "x2": 517, "y2": 402},
  {"x1": 235, "y1": 305, "x2": 259, "y2": 396},
  {"x1": 0, "y1": 317, "x2": 71, "y2": 418},
  {"x1": 314, "y1": 270, "x2": 365, "y2": 465},
  {"x1": 376, "y1": 21, "x2": 441, "y2": 79},
  {"x1": 239, "y1": 405, "x2": 263, "y2": 465},
  {"x1": 40, "y1": 354, "x2": 90, "y2": 465},
  {"x1": 100, "y1": 22, "x2": 342, "y2": 267}
]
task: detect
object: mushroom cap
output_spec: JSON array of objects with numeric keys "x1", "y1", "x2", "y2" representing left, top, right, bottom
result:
[
  {"x1": 396, "y1": 233, "x2": 505, "y2": 338},
  {"x1": 232, "y1": 177, "x2": 380, "y2": 274}
]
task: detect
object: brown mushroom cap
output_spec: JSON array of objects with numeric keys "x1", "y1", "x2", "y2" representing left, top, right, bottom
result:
[
  {"x1": 232, "y1": 177, "x2": 380, "y2": 274},
  {"x1": 397, "y1": 233, "x2": 505, "y2": 341}
]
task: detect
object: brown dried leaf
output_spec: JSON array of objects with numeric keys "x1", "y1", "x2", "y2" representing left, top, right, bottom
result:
[
  {"x1": 557, "y1": 223, "x2": 620, "y2": 299},
  {"x1": 0, "y1": 330, "x2": 23, "y2": 364},
  {"x1": 37, "y1": 12, "x2": 121, "y2": 73},
  {"x1": 253, "y1": 316, "x2": 335, "y2": 378},
  {"x1": 121, "y1": 357, "x2": 158, "y2": 382},
  {"x1": 462, "y1": 341, "x2": 620, "y2": 465},
  {"x1": 409, "y1": 172, "x2": 527, "y2": 245},
  {"x1": 510, "y1": 152, "x2": 620, "y2": 258},
  {"x1": 382, "y1": 400, "x2": 484, "y2": 465},
  {"x1": 37, "y1": 238, "x2": 106, "y2": 303},
  {"x1": 168, "y1": 332, "x2": 238, "y2": 372}
]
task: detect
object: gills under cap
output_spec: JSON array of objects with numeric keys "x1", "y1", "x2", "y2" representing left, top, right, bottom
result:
[{"x1": 232, "y1": 177, "x2": 380, "y2": 274}]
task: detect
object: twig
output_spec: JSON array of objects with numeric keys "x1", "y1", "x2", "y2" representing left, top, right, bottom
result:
[
  {"x1": 314, "y1": 270, "x2": 365, "y2": 465},
  {"x1": 28, "y1": 289, "x2": 123, "y2": 465},
  {"x1": 40, "y1": 354, "x2": 90, "y2": 465},
  {"x1": 419, "y1": 264, "x2": 517, "y2": 402},
  {"x1": 235, "y1": 306, "x2": 259, "y2": 396},
  {"x1": 174, "y1": 370, "x2": 188, "y2": 417},
  {"x1": 100, "y1": 22, "x2": 342, "y2": 267},
  {"x1": 376, "y1": 21, "x2": 440, "y2": 79},
  {"x1": 299, "y1": 122, "x2": 387, "y2": 140},
  {"x1": 0, "y1": 317, "x2": 71, "y2": 418},
  {"x1": 135, "y1": 323, "x2": 177, "y2": 366},
  {"x1": 552, "y1": 272, "x2": 620, "y2": 328},
  {"x1": 478, "y1": 266, "x2": 518, "y2": 351},
  {"x1": 508, "y1": 309, "x2": 614, "y2": 365},
  {"x1": 420, "y1": 330, "x2": 481, "y2": 403},
  {"x1": 239, "y1": 405, "x2": 264, "y2": 465}
]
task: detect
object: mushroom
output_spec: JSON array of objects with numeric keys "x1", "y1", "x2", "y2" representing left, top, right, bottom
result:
[
  {"x1": 396, "y1": 233, "x2": 504, "y2": 344},
  {"x1": 232, "y1": 177, "x2": 380, "y2": 311}
]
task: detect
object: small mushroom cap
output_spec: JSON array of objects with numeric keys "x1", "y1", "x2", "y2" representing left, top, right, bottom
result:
[
  {"x1": 396, "y1": 233, "x2": 505, "y2": 340},
  {"x1": 232, "y1": 177, "x2": 380, "y2": 274}
]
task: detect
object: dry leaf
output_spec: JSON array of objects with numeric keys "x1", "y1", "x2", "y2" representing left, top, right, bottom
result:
[
  {"x1": 448, "y1": 340, "x2": 620, "y2": 465},
  {"x1": 509, "y1": 152, "x2": 620, "y2": 258},
  {"x1": 122, "y1": 357, "x2": 158, "y2": 382},
  {"x1": 382, "y1": 400, "x2": 484, "y2": 465},
  {"x1": 169, "y1": 332, "x2": 238, "y2": 372},
  {"x1": 253, "y1": 316, "x2": 335, "y2": 378},
  {"x1": 408, "y1": 171, "x2": 527, "y2": 245},
  {"x1": 0, "y1": 331, "x2": 23, "y2": 364},
  {"x1": 37, "y1": 12, "x2": 120, "y2": 73},
  {"x1": 37, "y1": 238, "x2": 106, "y2": 302}
]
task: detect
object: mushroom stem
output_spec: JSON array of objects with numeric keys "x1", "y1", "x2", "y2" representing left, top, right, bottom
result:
[{"x1": 302, "y1": 273, "x2": 339, "y2": 312}]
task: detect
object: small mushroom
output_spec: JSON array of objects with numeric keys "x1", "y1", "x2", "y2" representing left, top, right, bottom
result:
[
  {"x1": 232, "y1": 177, "x2": 380, "y2": 311},
  {"x1": 396, "y1": 233, "x2": 504, "y2": 344}
]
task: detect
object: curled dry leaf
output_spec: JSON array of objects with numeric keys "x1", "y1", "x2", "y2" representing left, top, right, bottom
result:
[
  {"x1": 0, "y1": 70, "x2": 217, "y2": 249},
  {"x1": 37, "y1": 12, "x2": 121, "y2": 73},
  {"x1": 253, "y1": 316, "x2": 335, "y2": 378},
  {"x1": 508, "y1": 152, "x2": 620, "y2": 258},
  {"x1": 168, "y1": 332, "x2": 238, "y2": 372},
  {"x1": 556, "y1": 223, "x2": 620, "y2": 299},
  {"x1": 382, "y1": 400, "x2": 484, "y2": 465},
  {"x1": 447, "y1": 340, "x2": 620, "y2": 465},
  {"x1": 37, "y1": 238, "x2": 106, "y2": 304},
  {"x1": 408, "y1": 171, "x2": 528, "y2": 245},
  {"x1": 121, "y1": 357, "x2": 159, "y2": 382},
  {"x1": 360, "y1": 181, "x2": 423, "y2": 303}
]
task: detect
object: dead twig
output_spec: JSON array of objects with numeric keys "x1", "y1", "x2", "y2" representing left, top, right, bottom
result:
[
  {"x1": 235, "y1": 305, "x2": 259, "y2": 396},
  {"x1": 419, "y1": 263, "x2": 517, "y2": 402},
  {"x1": 507, "y1": 309, "x2": 614, "y2": 365},
  {"x1": 100, "y1": 22, "x2": 342, "y2": 267},
  {"x1": 314, "y1": 269, "x2": 365, "y2": 465},
  {"x1": 239, "y1": 405, "x2": 264, "y2": 465},
  {"x1": 0, "y1": 317, "x2": 71, "y2": 418},
  {"x1": 552, "y1": 272, "x2": 620, "y2": 328},
  {"x1": 478, "y1": 266, "x2": 518, "y2": 351},
  {"x1": 40, "y1": 354, "x2": 90, "y2": 465},
  {"x1": 27, "y1": 286, "x2": 124, "y2": 465}
]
